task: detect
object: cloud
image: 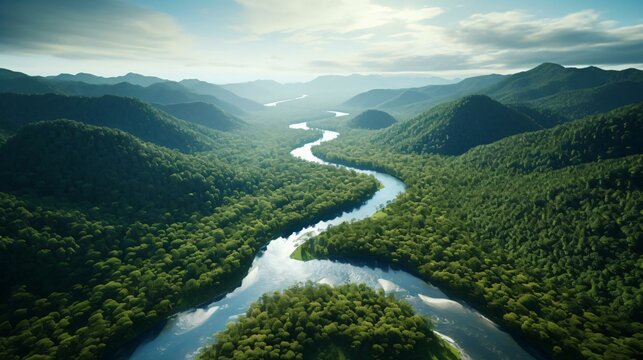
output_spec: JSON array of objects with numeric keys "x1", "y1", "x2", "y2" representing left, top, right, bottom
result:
[
  {"x1": 308, "y1": 9, "x2": 643, "y2": 73},
  {"x1": 0, "y1": 0, "x2": 193, "y2": 60},
  {"x1": 235, "y1": 0, "x2": 442, "y2": 37}
]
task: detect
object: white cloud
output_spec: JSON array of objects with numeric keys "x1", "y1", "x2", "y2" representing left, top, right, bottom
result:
[
  {"x1": 0, "y1": 0, "x2": 194, "y2": 60},
  {"x1": 235, "y1": 0, "x2": 442, "y2": 37},
  {"x1": 307, "y1": 9, "x2": 643, "y2": 73}
]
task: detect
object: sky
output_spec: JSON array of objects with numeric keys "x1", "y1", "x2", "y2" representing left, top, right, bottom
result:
[{"x1": 0, "y1": 0, "x2": 641, "y2": 83}]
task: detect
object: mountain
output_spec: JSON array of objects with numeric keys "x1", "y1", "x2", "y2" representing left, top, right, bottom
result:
[
  {"x1": 464, "y1": 101, "x2": 643, "y2": 172},
  {"x1": 349, "y1": 109, "x2": 397, "y2": 129},
  {"x1": 343, "y1": 74, "x2": 505, "y2": 115},
  {"x1": 0, "y1": 68, "x2": 60, "y2": 94},
  {"x1": 155, "y1": 102, "x2": 244, "y2": 131},
  {"x1": 222, "y1": 74, "x2": 455, "y2": 104},
  {"x1": 0, "y1": 93, "x2": 212, "y2": 152},
  {"x1": 0, "y1": 68, "x2": 248, "y2": 116},
  {"x1": 53, "y1": 80, "x2": 247, "y2": 116},
  {"x1": 0, "y1": 120, "x2": 235, "y2": 213},
  {"x1": 376, "y1": 95, "x2": 542, "y2": 155},
  {"x1": 179, "y1": 79, "x2": 263, "y2": 111},
  {"x1": 47, "y1": 72, "x2": 166, "y2": 87},
  {"x1": 485, "y1": 63, "x2": 643, "y2": 103},
  {"x1": 345, "y1": 64, "x2": 643, "y2": 122}
]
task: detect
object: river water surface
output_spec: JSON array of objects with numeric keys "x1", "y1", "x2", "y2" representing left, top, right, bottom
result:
[{"x1": 129, "y1": 121, "x2": 537, "y2": 360}]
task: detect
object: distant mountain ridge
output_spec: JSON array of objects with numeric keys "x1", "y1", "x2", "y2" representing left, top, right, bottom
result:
[
  {"x1": 222, "y1": 74, "x2": 456, "y2": 104},
  {"x1": 47, "y1": 72, "x2": 166, "y2": 87},
  {"x1": 344, "y1": 64, "x2": 643, "y2": 123},
  {"x1": 0, "y1": 68, "x2": 260, "y2": 115}
]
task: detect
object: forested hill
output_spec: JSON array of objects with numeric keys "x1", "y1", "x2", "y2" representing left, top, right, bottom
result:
[
  {"x1": 349, "y1": 109, "x2": 397, "y2": 129},
  {"x1": 0, "y1": 68, "x2": 254, "y2": 115},
  {"x1": 0, "y1": 120, "x2": 380, "y2": 359},
  {"x1": 300, "y1": 100, "x2": 643, "y2": 359},
  {"x1": 0, "y1": 93, "x2": 213, "y2": 152},
  {"x1": 486, "y1": 62, "x2": 643, "y2": 103},
  {"x1": 342, "y1": 64, "x2": 643, "y2": 123},
  {"x1": 155, "y1": 102, "x2": 244, "y2": 131},
  {"x1": 376, "y1": 95, "x2": 542, "y2": 155},
  {"x1": 463, "y1": 101, "x2": 643, "y2": 172},
  {"x1": 198, "y1": 283, "x2": 459, "y2": 360},
  {"x1": 0, "y1": 120, "x2": 240, "y2": 217}
]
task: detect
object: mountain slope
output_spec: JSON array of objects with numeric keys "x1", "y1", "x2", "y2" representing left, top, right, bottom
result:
[
  {"x1": 0, "y1": 93, "x2": 212, "y2": 152},
  {"x1": 0, "y1": 120, "x2": 237, "y2": 213},
  {"x1": 53, "y1": 80, "x2": 246, "y2": 116},
  {"x1": 155, "y1": 102, "x2": 244, "y2": 131},
  {"x1": 463, "y1": 101, "x2": 643, "y2": 172},
  {"x1": 0, "y1": 68, "x2": 60, "y2": 94},
  {"x1": 486, "y1": 63, "x2": 643, "y2": 103},
  {"x1": 180, "y1": 79, "x2": 263, "y2": 111},
  {"x1": 0, "y1": 69, "x2": 248, "y2": 116},
  {"x1": 343, "y1": 74, "x2": 505, "y2": 115},
  {"x1": 344, "y1": 64, "x2": 643, "y2": 122},
  {"x1": 377, "y1": 95, "x2": 542, "y2": 155},
  {"x1": 349, "y1": 109, "x2": 397, "y2": 129}
]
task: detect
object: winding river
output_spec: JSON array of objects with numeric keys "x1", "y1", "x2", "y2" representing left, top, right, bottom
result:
[{"x1": 129, "y1": 119, "x2": 538, "y2": 360}]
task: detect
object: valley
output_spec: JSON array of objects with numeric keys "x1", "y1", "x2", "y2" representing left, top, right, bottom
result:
[{"x1": 0, "y1": 30, "x2": 641, "y2": 360}]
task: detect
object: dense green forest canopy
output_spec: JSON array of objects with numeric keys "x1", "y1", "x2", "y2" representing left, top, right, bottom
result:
[
  {"x1": 0, "y1": 116, "x2": 379, "y2": 359},
  {"x1": 349, "y1": 110, "x2": 397, "y2": 129},
  {"x1": 0, "y1": 68, "x2": 253, "y2": 116},
  {"x1": 301, "y1": 101, "x2": 643, "y2": 359},
  {"x1": 198, "y1": 283, "x2": 459, "y2": 360},
  {"x1": 155, "y1": 102, "x2": 244, "y2": 132},
  {"x1": 376, "y1": 95, "x2": 542, "y2": 155},
  {"x1": 343, "y1": 64, "x2": 643, "y2": 123},
  {"x1": 0, "y1": 93, "x2": 215, "y2": 152}
]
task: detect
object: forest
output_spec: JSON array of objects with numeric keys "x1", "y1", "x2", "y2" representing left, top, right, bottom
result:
[
  {"x1": 299, "y1": 102, "x2": 643, "y2": 359},
  {"x1": 197, "y1": 283, "x2": 459, "y2": 360},
  {"x1": 0, "y1": 117, "x2": 379, "y2": 359},
  {"x1": 0, "y1": 61, "x2": 641, "y2": 360}
]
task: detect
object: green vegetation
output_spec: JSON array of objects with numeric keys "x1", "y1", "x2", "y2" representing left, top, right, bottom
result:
[
  {"x1": 344, "y1": 63, "x2": 643, "y2": 124},
  {"x1": 0, "y1": 118, "x2": 379, "y2": 359},
  {"x1": 349, "y1": 109, "x2": 397, "y2": 129},
  {"x1": 0, "y1": 93, "x2": 215, "y2": 152},
  {"x1": 299, "y1": 102, "x2": 643, "y2": 359},
  {"x1": 376, "y1": 95, "x2": 542, "y2": 155},
  {"x1": 0, "y1": 68, "x2": 250, "y2": 115},
  {"x1": 198, "y1": 283, "x2": 459, "y2": 360},
  {"x1": 155, "y1": 102, "x2": 244, "y2": 131}
]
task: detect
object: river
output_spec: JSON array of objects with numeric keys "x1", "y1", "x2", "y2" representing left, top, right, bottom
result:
[{"x1": 129, "y1": 121, "x2": 537, "y2": 360}]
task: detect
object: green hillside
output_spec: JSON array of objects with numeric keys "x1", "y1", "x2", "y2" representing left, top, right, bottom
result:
[
  {"x1": 486, "y1": 63, "x2": 643, "y2": 103},
  {"x1": 377, "y1": 95, "x2": 542, "y2": 155},
  {"x1": 349, "y1": 109, "x2": 397, "y2": 129},
  {"x1": 0, "y1": 120, "x2": 380, "y2": 360},
  {"x1": 0, "y1": 68, "x2": 60, "y2": 94},
  {"x1": 464, "y1": 102, "x2": 643, "y2": 172},
  {"x1": 179, "y1": 79, "x2": 264, "y2": 111},
  {"x1": 0, "y1": 120, "x2": 238, "y2": 216},
  {"x1": 0, "y1": 69, "x2": 249, "y2": 116},
  {"x1": 198, "y1": 283, "x2": 459, "y2": 360},
  {"x1": 0, "y1": 93, "x2": 212, "y2": 152},
  {"x1": 299, "y1": 102, "x2": 643, "y2": 359},
  {"x1": 156, "y1": 102, "x2": 244, "y2": 131},
  {"x1": 344, "y1": 64, "x2": 643, "y2": 123},
  {"x1": 54, "y1": 81, "x2": 246, "y2": 116}
]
